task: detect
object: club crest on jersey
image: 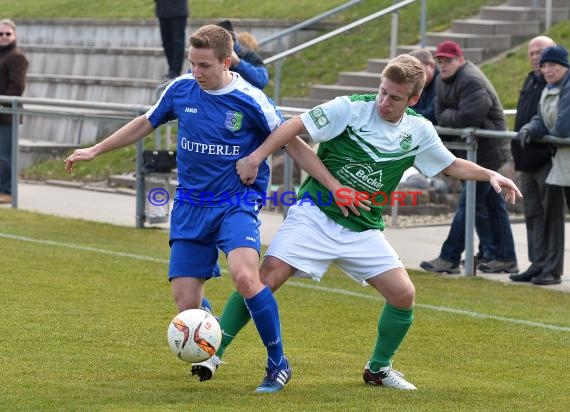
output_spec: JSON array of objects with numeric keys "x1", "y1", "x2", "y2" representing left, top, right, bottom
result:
[
  {"x1": 399, "y1": 132, "x2": 413, "y2": 151},
  {"x1": 225, "y1": 111, "x2": 243, "y2": 132},
  {"x1": 309, "y1": 107, "x2": 329, "y2": 129}
]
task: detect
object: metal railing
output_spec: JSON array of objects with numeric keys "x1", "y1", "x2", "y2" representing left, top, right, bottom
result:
[
  {"x1": 3, "y1": 101, "x2": 568, "y2": 277},
  {"x1": 263, "y1": 0, "x2": 417, "y2": 103},
  {"x1": 0, "y1": 96, "x2": 301, "y2": 226}
]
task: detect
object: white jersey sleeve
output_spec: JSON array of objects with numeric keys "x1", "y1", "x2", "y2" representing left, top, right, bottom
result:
[
  {"x1": 300, "y1": 97, "x2": 353, "y2": 143},
  {"x1": 412, "y1": 120, "x2": 455, "y2": 177}
]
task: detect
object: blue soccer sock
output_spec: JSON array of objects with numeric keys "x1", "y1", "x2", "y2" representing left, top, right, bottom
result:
[
  {"x1": 244, "y1": 286, "x2": 286, "y2": 369},
  {"x1": 200, "y1": 296, "x2": 212, "y2": 313}
]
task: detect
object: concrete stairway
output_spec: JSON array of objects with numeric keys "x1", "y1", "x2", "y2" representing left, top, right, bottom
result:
[
  {"x1": 15, "y1": 17, "x2": 333, "y2": 168},
  {"x1": 281, "y1": 0, "x2": 570, "y2": 109}
]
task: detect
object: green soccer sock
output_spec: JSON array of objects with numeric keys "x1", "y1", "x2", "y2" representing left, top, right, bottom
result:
[
  {"x1": 215, "y1": 290, "x2": 252, "y2": 358},
  {"x1": 368, "y1": 302, "x2": 414, "y2": 370}
]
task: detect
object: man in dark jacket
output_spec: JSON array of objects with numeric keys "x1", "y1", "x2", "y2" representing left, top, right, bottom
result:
[
  {"x1": 216, "y1": 20, "x2": 269, "y2": 90},
  {"x1": 155, "y1": 0, "x2": 189, "y2": 79},
  {"x1": 420, "y1": 40, "x2": 518, "y2": 275},
  {"x1": 0, "y1": 19, "x2": 28, "y2": 204}
]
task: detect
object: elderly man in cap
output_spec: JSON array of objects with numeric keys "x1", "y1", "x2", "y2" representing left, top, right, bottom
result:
[
  {"x1": 513, "y1": 45, "x2": 570, "y2": 286},
  {"x1": 420, "y1": 40, "x2": 518, "y2": 275}
]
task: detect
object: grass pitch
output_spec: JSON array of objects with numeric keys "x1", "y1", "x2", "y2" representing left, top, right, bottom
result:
[{"x1": 1, "y1": 209, "x2": 569, "y2": 411}]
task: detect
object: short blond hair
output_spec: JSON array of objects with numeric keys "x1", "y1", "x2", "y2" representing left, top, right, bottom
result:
[
  {"x1": 189, "y1": 24, "x2": 233, "y2": 62},
  {"x1": 381, "y1": 54, "x2": 426, "y2": 97}
]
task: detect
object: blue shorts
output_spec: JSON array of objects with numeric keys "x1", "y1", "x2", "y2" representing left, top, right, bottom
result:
[{"x1": 168, "y1": 199, "x2": 262, "y2": 280}]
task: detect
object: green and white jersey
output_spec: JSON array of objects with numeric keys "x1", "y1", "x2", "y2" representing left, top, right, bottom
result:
[{"x1": 298, "y1": 94, "x2": 455, "y2": 232}]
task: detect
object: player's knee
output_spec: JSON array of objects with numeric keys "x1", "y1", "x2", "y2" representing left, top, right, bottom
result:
[
  {"x1": 175, "y1": 296, "x2": 201, "y2": 312},
  {"x1": 389, "y1": 284, "x2": 415, "y2": 309},
  {"x1": 232, "y1": 271, "x2": 261, "y2": 297}
]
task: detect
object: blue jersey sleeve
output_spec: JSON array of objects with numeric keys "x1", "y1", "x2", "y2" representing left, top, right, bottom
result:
[{"x1": 146, "y1": 82, "x2": 178, "y2": 128}]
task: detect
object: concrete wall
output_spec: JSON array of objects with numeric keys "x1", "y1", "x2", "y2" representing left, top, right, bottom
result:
[{"x1": 16, "y1": 18, "x2": 332, "y2": 151}]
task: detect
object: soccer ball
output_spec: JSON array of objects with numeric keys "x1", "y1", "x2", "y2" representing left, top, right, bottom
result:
[{"x1": 167, "y1": 309, "x2": 222, "y2": 363}]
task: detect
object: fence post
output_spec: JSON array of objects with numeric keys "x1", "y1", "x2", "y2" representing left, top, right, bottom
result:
[
  {"x1": 464, "y1": 130, "x2": 477, "y2": 276},
  {"x1": 545, "y1": 0, "x2": 552, "y2": 30},
  {"x1": 390, "y1": 0, "x2": 399, "y2": 58},
  {"x1": 135, "y1": 139, "x2": 145, "y2": 228},
  {"x1": 273, "y1": 38, "x2": 284, "y2": 105},
  {"x1": 10, "y1": 98, "x2": 20, "y2": 209},
  {"x1": 420, "y1": 0, "x2": 427, "y2": 47}
]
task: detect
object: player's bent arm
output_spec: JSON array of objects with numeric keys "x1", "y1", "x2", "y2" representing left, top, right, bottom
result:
[
  {"x1": 65, "y1": 116, "x2": 154, "y2": 173},
  {"x1": 252, "y1": 117, "x2": 306, "y2": 165},
  {"x1": 285, "y1": 137, "x2": 342, "y2": 193},
  {"x1": 237, "y1": 117, "x2": 306, "y2": 182},
  {"x1": 285, "y1": 137, "x2": 370, "y2": 217}
]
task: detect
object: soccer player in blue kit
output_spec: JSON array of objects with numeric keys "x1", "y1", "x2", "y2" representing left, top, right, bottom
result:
[{"x1": 64, "y1": 24, "x2": 291, "y2": 393}]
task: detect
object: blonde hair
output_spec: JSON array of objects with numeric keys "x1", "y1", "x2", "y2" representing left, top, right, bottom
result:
[
  {"x1": 237, "y1": 32, "x2": 259, "y2": 51},
  {"x1": 0, "y1": 19, "x2": 16, "y2": 31},
  {"x1": 381, "y1": 54, "x2": 426, "y2": 97},
  {"x1": 189, "y1": 24, "x2": 233, "y2": 62}
]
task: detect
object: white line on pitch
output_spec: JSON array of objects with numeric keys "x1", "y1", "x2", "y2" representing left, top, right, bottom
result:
[
  {"x1": 286, "y1": 281, "x2": 570, "y2": 333},
  {"x1": 2, "y1": 232, "x2": 569, "y2": 333}
]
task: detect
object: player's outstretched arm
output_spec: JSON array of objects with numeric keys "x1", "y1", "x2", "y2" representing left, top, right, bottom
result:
[
  {"x1": 65, "y1": 115, "x2": 154, "y2": 173},
  {"x1": 442, "y1": 158, "x2": 522, "y2": 204}
]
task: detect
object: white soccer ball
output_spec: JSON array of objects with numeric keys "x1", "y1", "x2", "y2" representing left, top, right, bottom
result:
[{"x1": 167, "y1": 309, "x2": 222, "y2": 363}]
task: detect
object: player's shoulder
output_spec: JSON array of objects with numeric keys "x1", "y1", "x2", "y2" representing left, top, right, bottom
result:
[{"x1": 233, "y1": 75, "x2": 270, "y2": 100}]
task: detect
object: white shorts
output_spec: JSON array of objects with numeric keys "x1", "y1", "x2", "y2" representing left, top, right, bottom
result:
[{"x1": 265, "y1": 202, "x2": 403, "y2": 285}]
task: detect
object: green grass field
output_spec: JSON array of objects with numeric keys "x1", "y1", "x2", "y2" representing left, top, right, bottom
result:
[{"x1": 1, "y1": 209, "x2": 569, "y2": 411}]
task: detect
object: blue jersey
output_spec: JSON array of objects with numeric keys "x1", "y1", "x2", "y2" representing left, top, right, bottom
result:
[{"x1": 146, "y1": 72, "x2": 283, "y2": 204}]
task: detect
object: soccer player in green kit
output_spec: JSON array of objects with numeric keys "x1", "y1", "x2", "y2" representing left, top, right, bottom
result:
[{"x1": 192, "y1": 54, "x2": 522, "y2": 390}]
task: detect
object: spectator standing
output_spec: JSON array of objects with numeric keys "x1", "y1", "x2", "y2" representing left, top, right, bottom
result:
[
  {"x1": 0, "y1": 19, "x2": 28, "y2": 204},
  {"x1": 216, "y1": 20, "x2": 269, "y2": 90},
  {"x1": 509, "y1": 36, "x2": 562, "y2": 285},
  {"x1": 155, "y1": 0, "x2": 189, "y2": 79},
  {"x1": 513, "y1": 45, "x2": 570, "y2": 285},
  {"x1": 409, "y1": 48, "x2": 439, "y2": 124},
  {"x1": 420, "y1": 40, "x2": 518, "y2": 274}
]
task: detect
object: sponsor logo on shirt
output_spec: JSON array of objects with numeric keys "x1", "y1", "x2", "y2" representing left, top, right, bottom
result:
[
  {"x1": 337, "y1": 163, "x2": 383, "y2": 192},
  {"x1": 185, "y1": 107, "x2": 198, "y2": 113},
  {"x1": 309, "y1": 106, "x2": 329, "y2": 129},
  {"x1": 225, "y1": 110, "x2": 243, "y2": 132},
  {"x1": 180, "y1": 137, "x2": 240, "y2": 156}
]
